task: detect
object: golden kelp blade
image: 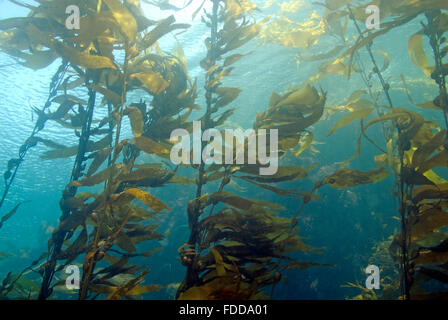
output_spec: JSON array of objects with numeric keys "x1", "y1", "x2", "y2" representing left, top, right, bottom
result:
[
  {"x1": 210, "y1": 191, "x2": 285, "y2": 210},
  {"x1": 69, "y1": 164, "x2": 123, "y2": 187},
  {"x1": 52, "y1": 41, "x2": 117, "y2": 70},
  {"x1": 138, "y1": 15, "x2": 189, "y2": 51},
  {"x1": 215, "y1": 87, "x2": 242, "y2": 108},
  {"x1": 125, "y1": 106, "x2": 143, "y2": 137},
  {"x1": 275, "y1": 85, "x2": 320, "y2": 108},
  {"x1": 0, "y1": 202, "x2": 25, "y2": 229},
  {"x1": 88, "y1": 84, "x2": 122, "y2": 107},
  {"x1": 131, "y1": 136, "x2": 169, "y2": 155},
  {"x1": 131, "y1": 72, "x2": 169, "y2": 94},
  {"x1": 120, "y1": 187, "x2": 170, "y2": 212},
  {"x1": 225, "y1": 0, "x2": 258, "y2": 18},
  {"x1": 87, "y1": 148, "x2": 112, "y2": 176},
  {"x1": 294, "y1": 131, "x2": 313, "y2": 156},
  {"x1": 408, "y1": 31, "x2": 433, "y2": 76},
  {"x1": 210, "y1": 248, "x2": 226, "y2": 276},
  {"x1": 409, "y1": 208, "x2": 448, "y2": 242},
  {"x1": 323, "y1": 168, "x2": 389, "y2": 189},
  {"x1": 104, "y1": 0, "x2": 138, "y2": 42},
  {"x1": 327, "y1": 107, "x2": 374, "y2": 136}
]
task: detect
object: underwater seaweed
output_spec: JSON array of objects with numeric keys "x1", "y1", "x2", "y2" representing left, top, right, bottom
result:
[
  {"x1": 263, "y1": 0, "x2": 448, "y2": 300},
  {"x1": 0, "y1": 0, "x2": 448, "y2": 301}
]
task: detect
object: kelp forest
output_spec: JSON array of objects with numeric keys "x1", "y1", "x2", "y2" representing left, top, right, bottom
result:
[{"x1": 0, "y1": 0, "x2": 446, "y2": 301}]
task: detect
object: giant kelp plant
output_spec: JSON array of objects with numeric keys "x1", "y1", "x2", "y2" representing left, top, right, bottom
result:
[
  {"x1": 173, "y1": 0, "x2": 329, "y2": 299},
  {"x1": 0, "y1": 0, "x2": 329, "y2": 300},
  {"x1": 258, "y1": 0, "x2": 448, "y2": 299}
]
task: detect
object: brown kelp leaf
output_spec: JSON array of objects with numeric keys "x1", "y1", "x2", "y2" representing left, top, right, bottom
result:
[
  {"x1": 115, "y1": 232, "x2": 137, "y2": 252},
  {"x1": 131, "y1": 72, "x2": 169, "y2": 94},
  {"x1": 363, "y1": 109, "x2": 412, "y2": 131},
  {"x1": 206, "y1": 67, "x2": 234, "y2": 89},
  {"x1": 131, "y1": 136, "x2": 169, "y2": 155},
  {"x1": 294, "y1": 131, "x2": 313, "y2": 157},
  {"x1": 416, "y1": 101, "x2": 442, "y2": 110},
  {"x1": 236, "y1": 176, "x2": 317, "y2": 200},
  {"x1": 125, "y1": 284, "x2": 162, "y2": 295},
  {"x1": 214, "y1": 87, "x2": 242, "y2": 108},
  {"x1": 57, "y1": 228, "x2": 87, "y2": 261},
  {"x1": 56, "y1": 210, "x2": 88, "y2": 233},
  {"x1": 323, "y1": 168, "x2": 389, "y2": 189},
  {"x1": 41, "y1": 135, "x2": 112, "y2": 159},
  {"x1": 41, "y1": 145, "x2": 78, "y2": 159},
  {"x1": 225, "y1": 0, "x2": 257, "y2": 17},
  {"x1": 275, "y1": 85, "x2": 320, "y2": 108},
  {"x1": 52, "y1": 41, "x2": 117, "y2": 70},
  {"x1": 118, "y1": 167, "x2": 174, "y2": 187},
  {"x1": 210, "y1": 191, "x2": 284, "y2": 210},
  {"x1": 91, "y1": 282, "x2": 161, "y2": 297},
  {"x1": 105, "y1": 270, "x2": 153, "y2": 299},
  {"x1": 97, "y1": 257, "x2": 131, "y2": 277},
  {"x1": 138, "y1": 15, "x2": 189, "y2": 50},
  {"x1": 418, "y1": 149, "x2": 448, "y2": 174},
  {"x1": 104, "y1": 0, "x2": 137, "y2": 42},
  {"x1": 0, "y1": 252, "x2": 11, "y2": 261},
  {"x1": 69, "y1": 164, "x2": 123, "y2": 187},
  {"x1": 33, "y1": 138, "x2": 65, "y2": 149},
  {"x1": 239, "y1": 165, "x2": 313, "y2": 183},
  {"x1": 412, "y1": 130, "x2": 446, "y2": 169},
  {"x1": 223, "y1": 52, "x2": 253, "y2": 67},
  {"x1": 72, "y1": 11, "x2": 116, "y2": 46},
  {"x1": 18, "y1": 50, "x2": 57, "y2": 70},
  {"x1": 48, "y1": 100, "x2": 76, "y2": 120},
  {"x1": 178, "y1": 276, "x2": 255, "y2": 300},
  {"x1": 168, "y1": 176, "x2": 195, "y2": 185},
  {"x1": 0, "y1": 202, "x2": 24, "y2": 228},
  {"x1": 125, "y1": 106, "x2": 143, "y2": 137},
  {"x1": 88, "y1": 84, "x2": 122, "y2": 108},
  {"x1": 327, "y1": 107, "x2": 374, "y2": 136},
  {"x1": 419, "y1": 267, "x2": 448, "y2": 284},
  {"x1": 402, "y1": 166, "x2": 435, "y2": 186},
  {"x1": 414, "y1": 251, "x2": 448, "y2": 266},
  {"x1": 87, "y1": 148, "x2": 112, "y2": 176},
  {"x1": 122, "y1": 187, "x2": 170, "y2": 212},
  {"x1": 210, "y1": 248, "x2": 226, "y2": 276},
  {"x1": 408, "y1": 31, "x2": 433, "y2": 76},
  {"x1": 299, "y1": 45, "x2": 345, "y2": 63},
  {"x1": 410, "y1": 208, "x2": 448, "y2": 241},
  {"x1": 52, "y1": 94, "x2": 87, "y2": 106}
]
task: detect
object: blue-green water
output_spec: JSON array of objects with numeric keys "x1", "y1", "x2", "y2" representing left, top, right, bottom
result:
[{"x1": 0, "y1": 0, "x2": 446, "y2": 300}]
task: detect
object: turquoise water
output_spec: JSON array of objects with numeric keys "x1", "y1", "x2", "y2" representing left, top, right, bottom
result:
[{"x1": 0, "y1": 0, "x2": 446, "y2": 300}]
